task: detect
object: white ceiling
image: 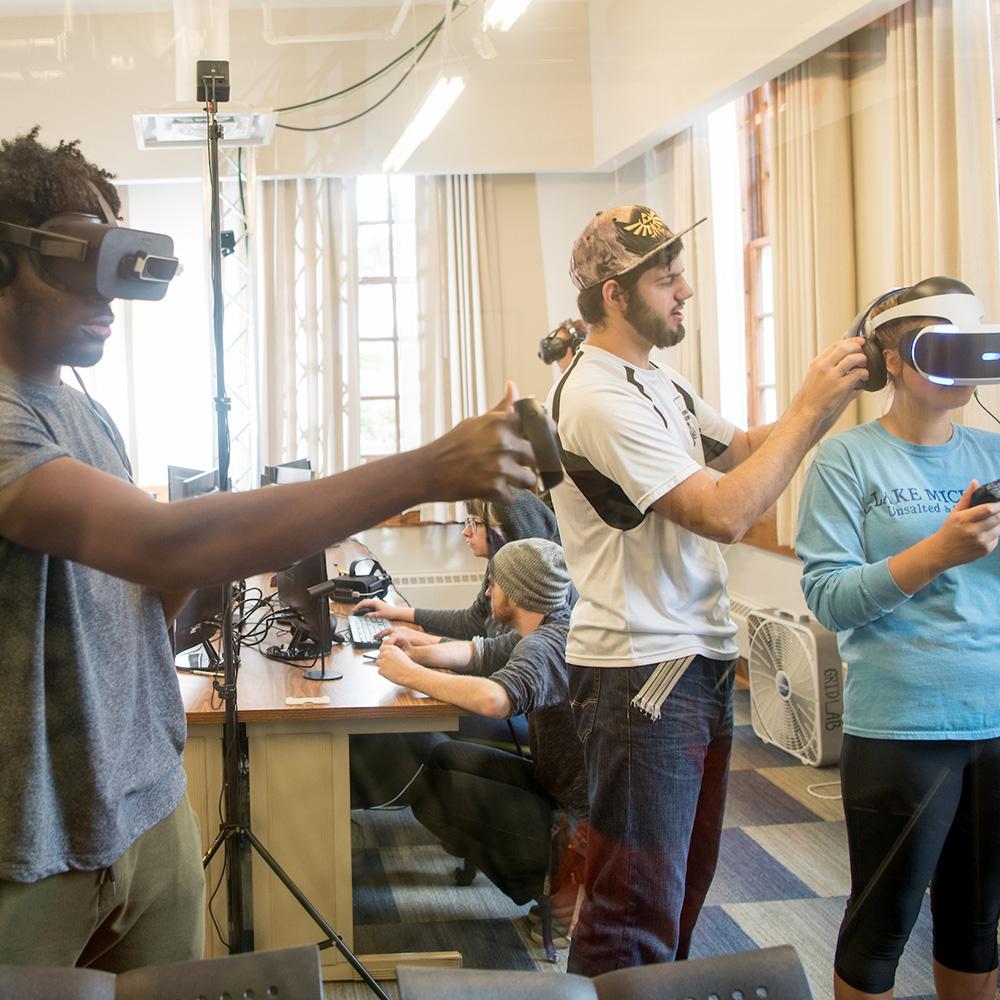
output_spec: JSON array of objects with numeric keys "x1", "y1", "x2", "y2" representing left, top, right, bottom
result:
[{"x1": 0, "y1": 0, "x2": 442, "y2": 17}]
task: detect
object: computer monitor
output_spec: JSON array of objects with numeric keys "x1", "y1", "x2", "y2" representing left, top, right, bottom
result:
[
  {"x1": 269, "y1": 550, "x2": 342, "y2": 681},
  {"x1": 172, "y1": 584, "x2": 226, "y2": 673},
  {"x1": 167, "y1": 465, "x2": 202, "y2": 501},
  {"x1": 261, "y1": 457, "x2": 313, "y2": 486},
  {"x1": 167, "y1": 465, "x2": 220, "y2": 501}
]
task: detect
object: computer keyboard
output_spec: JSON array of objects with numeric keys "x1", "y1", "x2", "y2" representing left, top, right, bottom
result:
[{"x1": 348, "y1": 615, "x2": 391, "y2": 650}]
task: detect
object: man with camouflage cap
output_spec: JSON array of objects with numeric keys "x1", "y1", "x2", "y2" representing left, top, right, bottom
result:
[{"x1": 547, "y1": 205, "x2": 868, "y2": 974}]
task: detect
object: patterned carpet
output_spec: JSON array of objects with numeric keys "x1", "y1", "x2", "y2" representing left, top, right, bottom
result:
[{"x1": 326, "y1": 687, "x2": 991, "y2": 1000}]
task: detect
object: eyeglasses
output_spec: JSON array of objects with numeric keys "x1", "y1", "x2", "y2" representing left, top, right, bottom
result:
[{"x1": 464, "y1": 516, "x2": 486, "y2": 531}]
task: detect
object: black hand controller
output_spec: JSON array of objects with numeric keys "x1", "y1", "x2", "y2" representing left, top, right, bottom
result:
[
  {"x1": 514, "y1": 397, "x2": 563, "y2": 491},
  {"x1": 969, "y1": 478, "x2": 1000, "y2": 507}
]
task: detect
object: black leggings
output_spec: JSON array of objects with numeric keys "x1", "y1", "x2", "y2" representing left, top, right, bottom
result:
[{"x1": 836, "y1": 734, "x2": 1000, "y2": 993}]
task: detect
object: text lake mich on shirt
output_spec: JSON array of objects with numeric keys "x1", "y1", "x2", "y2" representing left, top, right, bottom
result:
[{"x1": 868, "y1": 485, "x2": 967, "y2": 517}]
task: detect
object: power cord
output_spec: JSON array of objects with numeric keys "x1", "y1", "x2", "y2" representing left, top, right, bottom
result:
[
  {"x1": 974, "y1": 389, "x2": 1000, "y2": 427},
  {"x1": 275, "y1": 25, "x2": 439, "y2": 134},
  {"x1": 274, "y1": 0, "x2": 476, "y2": 133},
  {"x1": 806, "y1": 780, "x2": 842, "y2": 801}
]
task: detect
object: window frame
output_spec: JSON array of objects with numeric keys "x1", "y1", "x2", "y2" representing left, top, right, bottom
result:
[
  {"x1": 355, "y1": 175, "x2": 411, "y2": 462},
  {"x1": 737, "y1": 82, "x2": 795, "y2": 558}
]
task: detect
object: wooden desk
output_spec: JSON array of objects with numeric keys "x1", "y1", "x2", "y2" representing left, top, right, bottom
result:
[{"x1": 181, "y1": 542, "x2": 463, "y2": 983}]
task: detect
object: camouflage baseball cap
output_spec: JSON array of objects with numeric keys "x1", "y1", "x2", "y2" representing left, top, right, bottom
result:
[{"x1": 569, "y1": 205, "x2": 706, "y2": 291}]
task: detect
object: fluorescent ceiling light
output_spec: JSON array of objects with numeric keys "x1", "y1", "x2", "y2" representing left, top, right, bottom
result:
[
  {"x1": 133, "y1": 106, "x2": 276, "y2": 149},
  {"x1": 482, "y1": 0, "x2": 533, "y2": 31},
  {"x1": 382, "y1": 75, "x2": 466, "y2": 173}
]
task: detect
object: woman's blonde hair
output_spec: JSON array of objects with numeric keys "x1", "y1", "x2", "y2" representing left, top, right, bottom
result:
[{"x1": 866, "y1": 294, "x2": 944, "y2": 385}]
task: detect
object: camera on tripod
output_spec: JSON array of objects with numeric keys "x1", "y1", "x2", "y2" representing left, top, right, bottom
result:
[{"x1": 196, "y1": 59, "x2": 230, "y2": 104}]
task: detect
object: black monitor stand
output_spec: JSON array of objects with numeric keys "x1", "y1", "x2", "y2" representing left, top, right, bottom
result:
[
  {"x1": 265, "y1": 625, "x2": 343, "y2": 681},
  {"x1": 175, "y1": 638, "x2": 223, "y2": 674}
]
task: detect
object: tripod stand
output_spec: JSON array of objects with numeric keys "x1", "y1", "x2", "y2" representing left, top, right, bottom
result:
[{"x1": 194, "y1": 61, "x2": 390, "y2": 1000}]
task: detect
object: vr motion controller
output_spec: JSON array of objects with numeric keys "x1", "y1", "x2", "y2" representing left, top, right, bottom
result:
[
  {"x1": 849, "y1": 276, "x2": 1000, "y2": 388},
  {"x1": 514, "y1": 396, "x2": 563, "y2": 491},
  {"x1": 970, "y1": 479, "x2": 1000, "y2": 507}
]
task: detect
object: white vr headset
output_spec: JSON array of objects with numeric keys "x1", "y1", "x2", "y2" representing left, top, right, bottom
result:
[{"x1": 852, "y1": 276, "x2": 1000, "y2": 388}]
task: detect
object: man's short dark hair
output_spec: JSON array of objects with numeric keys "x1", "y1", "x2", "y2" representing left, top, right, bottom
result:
[
  {"x1": 0, "y1": 126, "x2": 120, "y2": 228},
  {"x1": 576, "y1": 239, "x2": 684, "y2": 327}
]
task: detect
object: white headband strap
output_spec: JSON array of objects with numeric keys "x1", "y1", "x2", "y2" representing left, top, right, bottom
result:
[{"x1": 869, "y1": 292, "x2": 984, "y2": 333}]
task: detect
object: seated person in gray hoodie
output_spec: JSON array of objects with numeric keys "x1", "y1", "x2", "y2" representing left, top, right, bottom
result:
[
  {"x1": 349, "y1": 490, "x2": 572, "y2": 807},
  {"x1": 375, "y1": 539, "x2": 587, "y2": 944},
  {"x1": 354, "y1": 488, "x2": 568, "y2": 663}
]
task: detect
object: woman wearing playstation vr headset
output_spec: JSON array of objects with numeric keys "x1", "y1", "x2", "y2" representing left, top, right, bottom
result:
[{"x1": 797, "y1": 277, "x2": 1000, "y2": 1000}]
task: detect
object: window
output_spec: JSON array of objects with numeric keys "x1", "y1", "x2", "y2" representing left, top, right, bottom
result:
[
  {"x1": 738, "y1": 83, "x2": 776, "y2": 427},
  {"x1": 87, "y1": 180, "x2": 215, "y2": 490},
  {"x1": 708, "y1": 100, "x2": 749, "y2": 429},
  {"x1": 354, "y1": 174, "x2": 419, "y2": 461}
]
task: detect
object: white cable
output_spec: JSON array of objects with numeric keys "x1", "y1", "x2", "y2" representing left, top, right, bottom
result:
[
  {"x1": 367, "y1": 764, "x2": 426, "y2": 810},
  {"x1": 807, "y1": 779, "x2": 842, "y2": 800}
]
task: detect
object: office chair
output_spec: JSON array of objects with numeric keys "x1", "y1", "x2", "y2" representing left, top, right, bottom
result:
[
  {"x1": 398, "y1": 945, "x2": 815, "y2": 1000},
  {"x1": 0, "y1": 944, "x2": 324, "y2": 1000}
]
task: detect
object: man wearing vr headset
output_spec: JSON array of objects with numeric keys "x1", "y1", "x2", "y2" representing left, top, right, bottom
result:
[
  {"x1": 0, "y1": 128, "x2": 540, "y2": 970},
  {"x1": 548, "y1": 204, "x2": 869, "y2": 976},
  {"x1": 539, "y1": 320, "x2": 586, "y2": 375},
  {"x1": 797, "y1": 278, "x2": 1000, "y2": 1000}
]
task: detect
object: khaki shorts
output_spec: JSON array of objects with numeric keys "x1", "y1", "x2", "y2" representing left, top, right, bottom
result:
[{"x1": 0, "y1": 796, "x2": 205, "y2": 970}]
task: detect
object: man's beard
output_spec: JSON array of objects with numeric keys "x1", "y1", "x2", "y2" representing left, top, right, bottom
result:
[{"x1": 625, "y1": 291, "x2": 685, "y2": 350}]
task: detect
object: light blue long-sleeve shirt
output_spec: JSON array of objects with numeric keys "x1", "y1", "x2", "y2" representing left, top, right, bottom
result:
[{"x1": 796, "y1": 420, "x2": 1000, "y2": 740}]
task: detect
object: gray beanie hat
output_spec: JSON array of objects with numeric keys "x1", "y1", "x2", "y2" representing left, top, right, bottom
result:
[
  {"x1": 489, "y1": 538, "x2": 570, "y2": 615},
  {"x1": 493, "y1": 488, "x2": 561, "y2": 545}
]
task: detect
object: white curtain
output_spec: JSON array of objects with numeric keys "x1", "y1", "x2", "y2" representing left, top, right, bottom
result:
[
  {"x1": 643, "y1": 124, "x2": 718, "y2": 396},
  {"x1": 415, "y1": 174, "x2": 499, "y2": 521},
  {"x1": 257, "y1": 177, "x2": 356, "y2": 477},
  {"x1": 769, "y1": 0, "x2": 1000, "y2": 543},
  {"x1": 850, "y1": 0, "x2": 1000, "y2": 424},
  {"x1": 770, "y1": 42, "x2": 857, "y2": 546}
]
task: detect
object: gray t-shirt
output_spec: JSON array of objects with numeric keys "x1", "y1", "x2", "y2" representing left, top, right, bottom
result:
[
  {"x1": 487, "y1": 609, "x2": 588, "y2": 818},
  {"x1": 0, "y1": 367, "x2": 187, "y2": 882}
]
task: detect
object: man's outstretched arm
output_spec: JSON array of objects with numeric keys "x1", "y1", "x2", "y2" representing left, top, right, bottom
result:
[{"x1": 0, "y1": 383, "x2": 537, "y2": 593}]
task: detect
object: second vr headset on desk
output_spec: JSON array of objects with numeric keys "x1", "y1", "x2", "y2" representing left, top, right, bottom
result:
[{"x1": 307, "y1": 558, "x2": 392, "y2": 603}]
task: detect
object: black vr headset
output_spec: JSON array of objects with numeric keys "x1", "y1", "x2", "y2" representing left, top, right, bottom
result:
[
  {"x1": 0, "y1": 191, "x2": 180, "y2": 302},
  {"x1": 851, "y1": 276, "x2": 1000, "y2": 389},
  {"x1": 538, "y1": 319, "x2": 586, "y2": 364}
]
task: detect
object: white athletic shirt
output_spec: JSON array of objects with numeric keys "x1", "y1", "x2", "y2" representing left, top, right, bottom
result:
[{"x1": 547, "y1": 345, "x2": 740, "y2": 667}]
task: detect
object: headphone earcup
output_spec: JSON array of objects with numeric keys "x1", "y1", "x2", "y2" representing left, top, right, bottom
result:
[
  {"x1": 860, "y1": 337, "x2": 887, "y2": 391},
  {"x1": 846, "y1": 287, "x2": 908, "y2": 392},
  {"x1": 0, "y1": 248, "x2": 15, "y2": 290}
]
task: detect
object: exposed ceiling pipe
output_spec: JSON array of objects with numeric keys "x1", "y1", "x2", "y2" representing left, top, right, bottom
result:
[{"x1": 260, "y1": 0, "x2": 414, "y2": 45}]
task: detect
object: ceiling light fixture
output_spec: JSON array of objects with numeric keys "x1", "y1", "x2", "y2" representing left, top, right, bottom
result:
[
  {"x1": 133, "y1": 106, "x2": 277, "y2": 149},
  {"x1": 482, "y1": 0, "x2": 533, "y2": 32},
  {"x1": 382, "y1": 74, "x2": 465, "y2": 172}
]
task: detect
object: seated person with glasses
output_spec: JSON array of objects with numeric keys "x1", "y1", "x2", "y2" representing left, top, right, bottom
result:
[{"x1": 350, "y1": 490, "x2": 572, "y2": 808}]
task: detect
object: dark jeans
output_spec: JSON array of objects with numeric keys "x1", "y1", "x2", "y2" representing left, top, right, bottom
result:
[
  {"x1": 410, "y1": 740, "x2": 554, "y2": 905},
  {"x1": 567, "y1": 655, "x2": 735, "y2": 976},
  {"x1": 836, "y1": 734, "x2": 1000, "y2": 993},
  {"x1": 349, "y1": 714, "x2": 530, "y2": 809}
]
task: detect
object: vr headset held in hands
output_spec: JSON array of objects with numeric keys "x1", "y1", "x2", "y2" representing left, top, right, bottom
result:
[{"x1": 851, "y1": 276, "x2": 1000, "y2": 388}]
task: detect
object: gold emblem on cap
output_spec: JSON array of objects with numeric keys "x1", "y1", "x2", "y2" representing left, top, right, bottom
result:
[{"x1": 621, "y1": 209, "x2": 667, "y2": 240}]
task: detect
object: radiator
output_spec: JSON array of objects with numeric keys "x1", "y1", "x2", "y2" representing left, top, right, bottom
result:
[{"x1": 391, "y1": 571, "x2": 484, "y2": 611}]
